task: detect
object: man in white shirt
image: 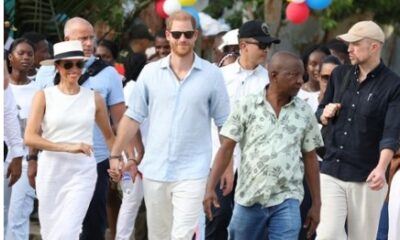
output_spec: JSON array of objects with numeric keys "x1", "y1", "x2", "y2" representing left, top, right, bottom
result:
[
  {"x1": 207, "y1": 20, "x2": 280, "y2": 240},
  {"x1": 3, "y1": 63, "x2": 24, "y2": 230}
]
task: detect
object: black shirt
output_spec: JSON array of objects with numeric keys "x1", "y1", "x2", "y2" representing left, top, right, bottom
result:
[{"x1": 316, "y1": 61, "x2": 400, "y2": 182}]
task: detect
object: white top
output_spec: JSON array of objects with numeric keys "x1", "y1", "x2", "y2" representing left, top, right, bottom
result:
[
  {"x1": 297, "y1": 88, "x2": 320, "y2": 113},
  {"x1": 4, "y1": 87, "x2": 24, "y2": 162},
  {"x1": 5, "y1": 82, "x2": 39, "y2": 164},
  {"x1": 42, "y1": 86, "x2": 95, "y2": 145},
  {"x1": 211, "y1": 59, "x2": 269, "y2": 170}
]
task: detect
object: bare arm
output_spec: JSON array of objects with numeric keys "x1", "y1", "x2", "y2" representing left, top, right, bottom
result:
[
  {"x1": 109, "y1": 102, "x2": 125, "y2": 132},
  {"x1": 24, "y1": 91, "x2": 92, "y2": 155},
  {"x1": 218, "y1": 126, "x2": 234, "y2": 196},
  {"x1": 203, "y1": 137, "x2": 236, "y2": 221},
  {"x1": 302, "y1": 150, "x2": 321, "y2": 238},
  {"x1": 95, "y1": 93, "x2": 115, "y2": 151},
  {"x1": 367, "y1": 148, "x2": 394, "y2": 190}
]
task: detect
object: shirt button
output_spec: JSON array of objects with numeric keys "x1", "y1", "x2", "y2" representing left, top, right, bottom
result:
[
  {"x1": 336, "y1": 159, "x2": 340, "y2": 163},
  {"x1": 352, "y1": 104, "x2": 356, "y2": 108},
  {"x1": 340, "y1": 146, "x2": 344, "y2": 149},
  {"x1": 348, "y1": 118, "x2": 352, "y2": 122},
  {"x1": 344, "y1": 132, "x2": 347, "y2": 135},
  {"x1": 356, "y1": 91, "x2": 360, "y2": 95}
]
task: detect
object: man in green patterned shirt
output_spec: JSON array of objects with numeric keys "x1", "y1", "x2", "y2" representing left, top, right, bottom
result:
[{"x1": 204, "y1": 51, "x2": 323, "y2": 240}]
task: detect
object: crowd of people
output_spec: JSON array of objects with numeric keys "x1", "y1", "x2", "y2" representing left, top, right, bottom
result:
[{"x1": 3, "y1": 10, "x2": 400, "y2": 240}]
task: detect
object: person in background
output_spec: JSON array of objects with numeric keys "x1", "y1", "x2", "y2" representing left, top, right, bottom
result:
[
  {"x1": 317, "y1": 55, "x2": 342, "y2": 103},
  {"x1": 388, "y1": 149, "x2": 400, "y2": 240},
  {"x1": 327, "y1": 39, "x2": 350, "y2": 65},
  {"x1": 5, "y1": 38, "x2": 38, "y2": 240},
  {"x1": 217, "y1": 29, "x2": 240, "y2": 67},
  {"x1": 316, "y1": 20, "x2": 400, "y2": 240},
  {"x1": 204, "y1": 51, "x2": 322, "y2": 240},
  {"x1": 34, "y1": 17, "x2": 126, "y2": 240},
  {"x1": 22, "y1": 32, "x2": 51, "y2": 80},
  {"x1": 121, "y1": 23, "x2": 153, "y2": 83},
  {"x1": 207, "y1": 20, "x2": 280, "y2": 240},
  {"x1": 148, "y1": 29, "x2": 170, "y2": 62},
  {"x1": 3, "y1": 60, "x2": 24, "y2": 232},
  {"x1": 108, "y1": 11, "x2": 230, "y2": 240},
  {"x1": 96, "y1": 39, "x2": 125, "y2": 83},
  {"x1": 24, "y1": 40, "x2": 116, "y2": 239}
]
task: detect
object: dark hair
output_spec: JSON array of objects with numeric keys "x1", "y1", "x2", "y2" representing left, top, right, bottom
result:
[
  {"x1": 327, "y1": 39, "x2": 348, "y2": 55},
  {"x1": 97, "y1": 39, "x2": 119, "y2": 60},
  {"x1": 318, "y1": 55, "x2": 342, "y2": 73},
  {"x1": 155, "y1": 29, "x2": 167, "y2": 39},
  {"x1": 9, "y1": 38, "x2": 36, "y2": 53},
  {"x1": 301, "y1": 44, "x2": 330, "y2": 82},
  {"x1": 22, "y1": 32, "x2": 47, "y2": 45},
  {"x1": 7, "y1": 38, "x2": 36, "y2": 72}
]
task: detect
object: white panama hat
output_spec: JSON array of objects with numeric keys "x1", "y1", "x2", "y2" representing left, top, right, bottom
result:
[{"x1": 40, "y1": 40, "x2": 89, "y2": 65}]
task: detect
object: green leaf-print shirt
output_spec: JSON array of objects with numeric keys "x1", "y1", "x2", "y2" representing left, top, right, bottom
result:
[{"x1": 221, "y1": 88, "x2": 323, "y2": 207}]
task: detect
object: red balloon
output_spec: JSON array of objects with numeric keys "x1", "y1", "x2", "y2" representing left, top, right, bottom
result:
[
  {"x1": 286, "y1": 2, "x2": 310, "y2": 24},
  {"x1": 156, "y1": 1, "x2": 168, "y2": 18}
]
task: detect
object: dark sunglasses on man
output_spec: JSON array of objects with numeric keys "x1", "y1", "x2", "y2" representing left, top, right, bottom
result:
[
  {"x1": 59, "y1": 61, "x2": 85, "y2": 70},
  {"x1": 169, "y1": 31, "x2": 195, "y2": 39},
  {"x1": 245, "y1": 41, "x2": 271, "y2": 50}
]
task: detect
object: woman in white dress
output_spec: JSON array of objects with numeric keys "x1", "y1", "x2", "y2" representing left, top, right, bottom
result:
[{"x1": 24, "y1": 40, "x2": 116, "y2": 240}]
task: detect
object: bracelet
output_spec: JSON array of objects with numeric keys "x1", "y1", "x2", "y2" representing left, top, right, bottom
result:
[
  {"x1": 128, "y1": 158, "x2": 140, "y2": 165},
  {"x1": 27, "y1": 155, "x2": 38, "y2": 161},
  {"x1": 109, "y1": 155, "x2": 122, "y2": 161}
]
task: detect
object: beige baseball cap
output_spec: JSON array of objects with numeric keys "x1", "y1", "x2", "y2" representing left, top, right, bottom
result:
[{"x1": 337, "y1": 20, "x2": 385, "y2": 43}]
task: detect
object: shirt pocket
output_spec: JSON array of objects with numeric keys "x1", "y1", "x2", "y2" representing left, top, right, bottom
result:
[{"x1": 358, "y1": 96, "x2": 384, "y2": 132}]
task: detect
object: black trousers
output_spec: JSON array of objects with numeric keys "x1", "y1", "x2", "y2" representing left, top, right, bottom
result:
[{"x1": 205, "y1": 172, "x2": 237, "y2": 240}]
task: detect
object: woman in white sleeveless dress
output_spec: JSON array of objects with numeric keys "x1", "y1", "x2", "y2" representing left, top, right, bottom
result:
[{"x1": 24, "y1": 41, "x2": 116, "y2": 240}]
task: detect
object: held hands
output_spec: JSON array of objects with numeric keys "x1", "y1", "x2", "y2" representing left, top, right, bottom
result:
[
  {"x1": 203, "y1": 189, "x2": 220, "y2": 221},
  {"x1": 65, "y1": 143, "x2": 93, "y2": 156},
  {"x1": 366, "y1": 167, "x2": 386, "y2": 191},
  {"x1": 321, "y1": 103, "x2": 341, "y2": 124},
  {"x1": 108, "y1": 157, "x2": 122, "y2": 182}
]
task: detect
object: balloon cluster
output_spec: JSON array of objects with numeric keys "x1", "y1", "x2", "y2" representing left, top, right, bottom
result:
[
  {"x1": 286, "y1": 0, "x2": 332, "y2": 24},
  {"x1": 155, "y1": 0, "x2": 209, "y2": 28}
]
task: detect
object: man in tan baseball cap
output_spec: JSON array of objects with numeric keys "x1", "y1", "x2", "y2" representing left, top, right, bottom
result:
[
  {"x1": 337, "y1": 20, "x2": 385, "y2": 43},
  {"x1": 316, "y1": 19, "x2": 400, "y2": 240}
]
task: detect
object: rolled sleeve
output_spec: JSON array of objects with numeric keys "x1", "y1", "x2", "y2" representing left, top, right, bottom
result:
[
  {"x1": 125, "y1": 73, "x2": 149, "y2": 124},
  {"x1": 379, "y1": 87, "x2": 400, "y2": 152},
  {"x1": 210, "y1": 69, "x2": 230, "y2": 127},
  {"x1": 302, "y1": 109, "x2": 324, "y2": 152},
  {"x1": 106, "y1": 67, "x2": 125, "y2": 106},
  {"x1": 220, "y1": 100, "x2": 244, "y2": 143}
]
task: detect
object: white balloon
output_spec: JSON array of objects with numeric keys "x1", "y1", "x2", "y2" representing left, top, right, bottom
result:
[
  {"x1": 163, "y1": 0, "x2": 182, "y2": 16},
  {"x1": 290, "y1": 0, "x2": 306, "y2": 3},
  {"x1": 193, "y1": 0, "x2": 209, "y2": 11}
]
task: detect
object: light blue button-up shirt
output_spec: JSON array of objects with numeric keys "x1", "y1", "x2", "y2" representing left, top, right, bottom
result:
[
  {"x1": 35, "y1": 57, "x2": 125, "y2": 162},
  {"x1": 126, "y1": 54, "x2": 230, "y2": 182}
]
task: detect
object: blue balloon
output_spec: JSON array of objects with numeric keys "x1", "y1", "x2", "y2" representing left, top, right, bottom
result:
[
  {"x1": 182, "y1": 7, "x2": 200, "y2": 29},
  {"x1": 306, "y1": 0, "x2": 332, "y2": 10}
]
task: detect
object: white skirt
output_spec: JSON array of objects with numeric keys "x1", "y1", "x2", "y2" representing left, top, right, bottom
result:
[{"x1": 36, "y1": 151, "x2": 97, "y2": 240}]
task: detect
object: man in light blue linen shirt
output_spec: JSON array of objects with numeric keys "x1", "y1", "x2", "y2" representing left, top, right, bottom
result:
[
  {"x1": 32, "y1": 17, "x2": 125, "y2": 240},
  {"x1": 109, "y1": 11, "x2": 230, "y2": 240}
]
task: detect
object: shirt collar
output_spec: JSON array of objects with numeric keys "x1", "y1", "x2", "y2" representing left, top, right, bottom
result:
[
  {"x1": 354, "y1": 59, "x2": 385, "y2": 79},
  {"x1": 160, "y1": 53, "x2": 203, "y2": 70},
  {"x1": 234, "y1": 58, "x2": 264, "y2": 75},
  {"x1": 256, "y1": 84, "x2": 298, "y2": 107}
]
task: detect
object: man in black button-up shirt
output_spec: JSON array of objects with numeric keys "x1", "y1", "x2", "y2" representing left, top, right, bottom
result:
[{"x1": 315, "y1": 21, "x2": 400, "y2": 240}]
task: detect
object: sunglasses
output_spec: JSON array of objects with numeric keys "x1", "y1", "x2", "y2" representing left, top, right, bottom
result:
[
  {"x1": 169, "y1": 31, "x2": 195, "y2": 39},
  {"x1": 320, "y1": 74, "x2": 331, "y2": 81},
  {"x1": 60, "y1": 61, "x2": 85, "y2": 70},
  {"x1": 245, "y1": 41, "x2": 271, "y2": 50}
]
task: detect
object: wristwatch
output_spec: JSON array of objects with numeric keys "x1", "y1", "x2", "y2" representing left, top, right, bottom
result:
[{"x1": 27, "y1": 155, "x2": 38, "y2": 161}]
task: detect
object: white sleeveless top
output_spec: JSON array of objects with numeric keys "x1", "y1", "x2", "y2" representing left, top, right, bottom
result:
[{"x1": 42, "y1": 86, "x2": 95, "y2": 145}]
